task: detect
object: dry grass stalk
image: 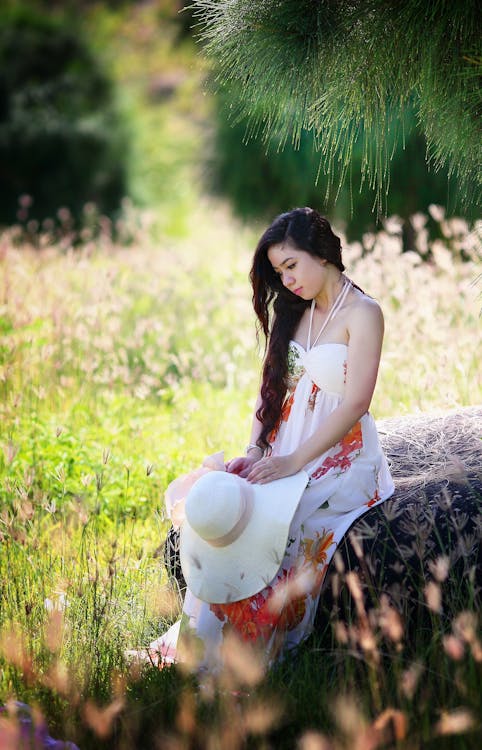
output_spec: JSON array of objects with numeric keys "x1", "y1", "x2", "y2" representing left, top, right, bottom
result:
[
  {"x1": 243, "y1": 700, "x2": 282, "y2": 734},
  {"x1": 298, "y1": 730, "x2": 333, "y2": 749},
  {"x1": 377, "y1": 409, "x2": 481, "y2": 502},
  {"x1": 442, "y1": 635, "x2": 465, "y2": 661},
  {"x1": 175, "y1": 688, "x2": 196, "y2": 735},
  {"x1": 41, "y1": 660, "x2": 72, "y2": 698},
  {"x1": 45, "y1": 609, "x2": 64, "y2": 653},
  {"x1": 0, "y1": 626, "x2": 35, "y2": 684},
  {"x1": 377, "y1": 594, "x2": 404, "y2": 643},
  {"x1": 428, "y1": 556, "x2": 450, "y2": 582},
  {"x1": 219, "y1": 631, "x2": 266, "y2": 687},
  {"x1": 423, "y1": 581, "x2": 442, "y2": 613},
  {"x1": 400, "y1": 660, "x2": 424, "y2": 699},
  {"x1": 434, "y1": 708, "x2": 476, "y2": 736},
  {"x1": 371, "y1": 707, "x2": 407, "y2": 743},
  {"x1": 83, "y1": 696, "x2": 125, "y2": 739}
]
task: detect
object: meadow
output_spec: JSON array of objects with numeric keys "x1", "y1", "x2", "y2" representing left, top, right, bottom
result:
[{"x1": 0, "y1": 198, "x2": 480, "y2": 748}]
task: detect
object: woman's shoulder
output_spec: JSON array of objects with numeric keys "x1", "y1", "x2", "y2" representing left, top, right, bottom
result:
[
  {"x1": 345, "y1": 286, "x2": 384, "y2": 332},
  {"x1": 348, "y1": 284, "x2": 383, "y2": 312}
]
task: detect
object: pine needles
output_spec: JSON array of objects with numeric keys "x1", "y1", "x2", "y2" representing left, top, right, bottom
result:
[{"x1": 190, "y1": 0, "x2": 481, "y2": 215}]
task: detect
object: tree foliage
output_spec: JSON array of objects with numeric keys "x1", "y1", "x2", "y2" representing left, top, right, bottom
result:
[
  {"x1": 0, "y1": 3, "x2": 127, "y2": 227},
  {"x1": 210, "y1": 80, "x2": 475, "y2": 240},
  {"x1": 190, "y1": 0, "x2": 481, "y2": 213}
]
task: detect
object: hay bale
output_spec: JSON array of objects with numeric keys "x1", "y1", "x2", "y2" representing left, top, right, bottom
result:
[{"x1": 316, "y1": 407, "x2": 482, "y2": 632}]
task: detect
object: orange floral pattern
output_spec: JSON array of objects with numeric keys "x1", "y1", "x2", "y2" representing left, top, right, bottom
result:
[
  {"x1": 210, "y1": 590, "x2": 276, "y2": 643},
  {"x1": 281, "y1": 391, "x2": 295, "y2": 422},
  {"x1": 302, "y1": 529, "x2": 335, "y2": 594},
  {"x1": 209, "y1": 532, "x2": 336, "y2": 646},
  {"x1": 303, "y1": 529, "x2": 335, "y2": 566},
  {"x1": 210, "y1": 567, "x2": 311, "y2": 644},
  {"x1": 366, "y1": 488, "x2": 381, "y2": 507},
  {"x1": 310, "y1": 420, "x2": 363, "y2": 480},
  {"x1": 268, "y1": 389, "x2": 295, "y2": 443},
  {"x1": 307, "y1": 382, "x2": 320, "y2": 411}
]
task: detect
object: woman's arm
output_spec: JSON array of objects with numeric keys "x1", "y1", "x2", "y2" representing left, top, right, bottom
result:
[
  {"x1": 247, "y1": 300, "x2": 384, "y2": 484},
  {"x1": 226, "y1": 391, "x2": 264, "y2": 476}
]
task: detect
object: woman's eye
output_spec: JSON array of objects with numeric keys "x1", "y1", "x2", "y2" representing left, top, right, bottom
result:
[{"x1": 287, "y1": 264, "x2": 296, "y2": 270}]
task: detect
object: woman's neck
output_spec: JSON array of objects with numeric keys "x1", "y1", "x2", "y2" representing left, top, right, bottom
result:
[{"x1": 314, "y1": 269, "x2": 344, "y2": 312}]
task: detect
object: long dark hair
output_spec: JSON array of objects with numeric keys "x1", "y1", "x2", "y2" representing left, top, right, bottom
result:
[{"x1": 250, "y1": 207, "x2": 345, "y2": 450}]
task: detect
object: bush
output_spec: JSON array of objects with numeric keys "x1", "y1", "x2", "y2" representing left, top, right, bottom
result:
[{"x1": 0, "y1": 3, "x2": 128, "y2": 228}]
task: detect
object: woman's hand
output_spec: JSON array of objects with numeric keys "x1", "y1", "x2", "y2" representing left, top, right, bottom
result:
[
  {"x1": 246, "y1": 453, "x2": 300, "y2": 484},
  {"x1": 225, "y1": 454, "x2": 260, "y2": 478}
]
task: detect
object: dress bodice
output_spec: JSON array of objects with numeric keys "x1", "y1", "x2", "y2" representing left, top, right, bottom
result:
[{"x1": 289, "y1": 340, "x2": 347, "y2": 397}]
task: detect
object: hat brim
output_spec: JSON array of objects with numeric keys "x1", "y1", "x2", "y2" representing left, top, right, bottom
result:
[{"x1": 180, "y1": 470, "x2": 309, "y2": 604}]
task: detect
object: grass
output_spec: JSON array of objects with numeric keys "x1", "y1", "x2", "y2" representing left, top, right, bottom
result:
[{"x1": 0, "y1": 198, "x2": 480, "y2": 748}]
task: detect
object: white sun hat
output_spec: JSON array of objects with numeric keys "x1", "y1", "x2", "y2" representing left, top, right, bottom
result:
[{"x1": 179, "y1": 469, "x2": 309, "y2": 604}]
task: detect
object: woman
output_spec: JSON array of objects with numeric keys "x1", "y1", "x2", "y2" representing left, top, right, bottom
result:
[{"x1": 147, "y1": 207, "x2": 394, "y2": 669}]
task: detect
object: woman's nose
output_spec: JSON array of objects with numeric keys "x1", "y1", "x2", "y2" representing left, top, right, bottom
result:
[{"x1": 282, "y1": 272, "x2": 295, "y2": 287}]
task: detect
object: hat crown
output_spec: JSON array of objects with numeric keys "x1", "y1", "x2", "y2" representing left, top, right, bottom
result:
[{"x1": 185, "y1": 472, "x2": 246, "y2": 541}]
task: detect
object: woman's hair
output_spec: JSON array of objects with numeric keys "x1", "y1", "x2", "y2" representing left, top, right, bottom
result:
[{"x1": 250, "y1": 207, "x2": 345, "y2": 450}]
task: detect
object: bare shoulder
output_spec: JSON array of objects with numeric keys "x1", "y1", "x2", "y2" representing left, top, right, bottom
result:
[{"x1": 347, "y1": 289, "x2": 384, "y2": 335}]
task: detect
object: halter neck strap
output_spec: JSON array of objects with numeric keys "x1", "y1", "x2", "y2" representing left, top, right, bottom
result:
[{"x1": 306, "y1": 277, "x2": 350, "y2": 351}]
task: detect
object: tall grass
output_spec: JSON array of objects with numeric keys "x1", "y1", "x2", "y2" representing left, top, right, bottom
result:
[{"x1": 0, "y1": 199, "x2": 480, "y2": 747}]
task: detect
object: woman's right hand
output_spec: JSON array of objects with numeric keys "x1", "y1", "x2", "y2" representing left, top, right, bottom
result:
[{"x1": 226, "y1": 453, "x2": 261, "y2": 478}]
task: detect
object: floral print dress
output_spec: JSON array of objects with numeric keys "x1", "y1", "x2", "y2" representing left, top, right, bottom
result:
[{"x1": 150, "y1": 303, "x2": 394, "y2": 670}]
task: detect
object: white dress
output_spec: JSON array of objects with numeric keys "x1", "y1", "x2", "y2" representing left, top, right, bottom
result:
[{"x1": 149, "y1": 282, "x2": 395, "y2": 668}]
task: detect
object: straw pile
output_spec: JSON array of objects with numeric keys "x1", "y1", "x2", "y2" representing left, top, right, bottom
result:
[{"x1": 318, "y1": 406, "x2": 481, "y2": 629}]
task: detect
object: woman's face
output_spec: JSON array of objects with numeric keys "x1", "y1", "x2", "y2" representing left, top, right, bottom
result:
[{"x1": 267, "y1": 242, "x2": 327, "y2": 300}]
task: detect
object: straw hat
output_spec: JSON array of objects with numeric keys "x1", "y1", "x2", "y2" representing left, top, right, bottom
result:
[{"x1": 179, "y1": 469, "x2": 309, "y2": 604}]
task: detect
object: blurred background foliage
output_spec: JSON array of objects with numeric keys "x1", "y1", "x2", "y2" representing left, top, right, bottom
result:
[
  {"x1": 0, "y1": 0, "x2": 478, "y2": 243},
  {"x1": 0, "y1": 1, "x2": 128, "y2": 229}
]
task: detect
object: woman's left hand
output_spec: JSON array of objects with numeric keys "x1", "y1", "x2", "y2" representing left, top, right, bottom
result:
[{"x1": 246, "y1": 453, "x2": 300, "y2": 484}]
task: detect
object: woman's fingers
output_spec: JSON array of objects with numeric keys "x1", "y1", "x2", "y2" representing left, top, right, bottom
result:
[
  {"x1": 247, "y1": 458, "x2": 278, "y2": 483},
  {"x1": 247, "y1": 455, "x2": 296, "y2": 483},
  {"x1": 227, "y1": 456, "x2": 259, "y2": 476},
  {"x1": 226, "y1": 457, "x2": 246, "y2": 474}
]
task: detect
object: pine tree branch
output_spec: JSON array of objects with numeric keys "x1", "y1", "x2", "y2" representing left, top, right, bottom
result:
[{"x1": 190, "y1": 0, "x2": 481, "y2": 211}]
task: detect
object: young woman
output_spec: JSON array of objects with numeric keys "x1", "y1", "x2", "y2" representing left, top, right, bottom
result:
[{"x1": 145, "y1": 207, "x2": 394, "y2": 669}]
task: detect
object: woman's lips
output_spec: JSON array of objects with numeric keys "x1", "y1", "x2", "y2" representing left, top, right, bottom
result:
[{"x1": 293, "y1": 287, "x2": 303, "y2": 295}]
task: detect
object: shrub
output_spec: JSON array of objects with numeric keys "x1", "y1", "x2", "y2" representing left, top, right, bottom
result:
[{"x1": 0, "y1": 3, "x2": 128, "y2": 228}]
